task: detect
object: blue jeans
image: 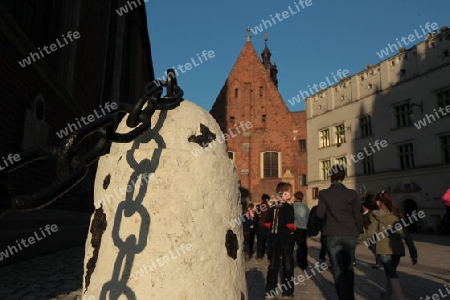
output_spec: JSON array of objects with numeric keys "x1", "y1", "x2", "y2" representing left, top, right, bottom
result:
[
  {"x1": 327, "y1": 236, "x2": 357, "y2": 300},
  {"x1": 379, "y1": 254, "x2": 400, "y2": 279}
]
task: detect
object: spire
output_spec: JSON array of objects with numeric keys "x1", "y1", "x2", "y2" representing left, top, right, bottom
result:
[
  {"x1": 261, "y1": 34, "x2": 271, "y2": 64},
  {"x1": 246, "y1": 27, "x2": 251, "y2": 42},
  {"x1": 260, "y1": 34, "x2": 278, "y2": 87}
]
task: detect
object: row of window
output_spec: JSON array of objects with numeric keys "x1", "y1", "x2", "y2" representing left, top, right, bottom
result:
[
  {"x1": 227, "y1": 135, "x2": 449, "y2": 182},
  {"x1": 320, "y1": 124, "x2": 347, "y2": 148},
  {"x1": 234, "y1": 86, "x2": 265, "y2": 98},
  {"x1": 394, "y1": 89, "x2": 450, "y2": 129},
  {"x1": 320, "y1": 89, "x2": 450, "y2": 148},
  {"x1": 320, "y1": 135, "x2": 450, "y2": 180},
  {"x1": 229, "y1": 151, "x2": 281, "y2": 178}
]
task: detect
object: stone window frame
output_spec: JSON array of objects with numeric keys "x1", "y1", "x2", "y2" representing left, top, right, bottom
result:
[
  {"x1": 298, "y1": 139, "x2": 306, "y2": 152},
  {"x1": 361, "y1": 151, "x2": 375, "y2": 175},
  {"x1": 319, "y1": 129, "x2": 330, "y2": 148},
  {"x1": 394, "y1": 101, "x2": 412, "y2": 128},
  {"x1": 335, "y1": 157, "x2": 348, "y2": 176},
  {"x1": 397, "y1": 143, "x2": 415, "y2": 169},
  {"x1": 321, "y1": 159, "x2": 331, "y2": 181},
  {"x1": 334, "y1": 124, "x2": 346, "y2": 144},
  {"x1": 260, "y1": 151, "x2": 281, "y2": 178},
  {"x1": 359, "y1": 115, "x2": 373, "y2": 138}
]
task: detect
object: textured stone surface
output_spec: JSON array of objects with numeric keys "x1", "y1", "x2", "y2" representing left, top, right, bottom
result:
[
  {"x1": 83, "y1": 100, "x2": 247, "y2": 299},
  {"x1": 0, "y1": 235, "x2": 449, "y2": 299}
]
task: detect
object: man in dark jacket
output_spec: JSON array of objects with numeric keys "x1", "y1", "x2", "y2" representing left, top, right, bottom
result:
[{"x1": 317, "y1": 165, "x2": 363, "y2": 300}]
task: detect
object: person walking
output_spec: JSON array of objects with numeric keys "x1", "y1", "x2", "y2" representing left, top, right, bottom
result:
[
  {"x1": 256, "y1": 194, "x2": 271, "y2": 261},
  {"x1": 359, "y1": 191, "x2": 418, "y2": 300},
  {"x1": 264, "y1": 182, "x2": 296, "y2": 299},
  {"x1": 247, "y1": 203, "x2": 257, "y2": 256},
  {"x1": 316, "y1": 165, "x2": 363, "y2": 300},
  {"x1": 292, "y1": 191, "x2": 309, "y2": 270}
]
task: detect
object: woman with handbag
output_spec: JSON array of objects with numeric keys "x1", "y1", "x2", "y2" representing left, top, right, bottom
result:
[{"x1": 359, "y1": 190, "x2": 418, "y2": 300}]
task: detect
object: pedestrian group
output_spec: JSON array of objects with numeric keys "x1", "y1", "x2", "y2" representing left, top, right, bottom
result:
[{"x1": 240, "y1": 164, "x2": 437, "y2": 300}]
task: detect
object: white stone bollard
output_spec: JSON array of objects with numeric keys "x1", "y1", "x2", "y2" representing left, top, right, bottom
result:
[{"x1": 82, "y1": 100, "x2": 247, "y2": 300}]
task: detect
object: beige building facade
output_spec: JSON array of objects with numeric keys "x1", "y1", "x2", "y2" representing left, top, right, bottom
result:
[{"x1": 305, "y1": 26, "x2": 450, "y2": 232}]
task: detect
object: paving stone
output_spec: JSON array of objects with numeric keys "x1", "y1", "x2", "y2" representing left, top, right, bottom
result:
[{"x1": 0, "y1": 235, "x2": 448, "y2": 299}]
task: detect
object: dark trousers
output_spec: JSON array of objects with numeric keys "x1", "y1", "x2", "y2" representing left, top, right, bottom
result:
[
  {"x1": 294, "y1": 228, "x2": 308, "y2": 269},
  {"x1": 327, "y1": 236, "x2": 357, "y2": 300},
  {"x1": 319, "y1": 234, "x2": 327, "y2": 260},
  {"x1": 265, "y1": 235, "x2": 295, "y2": 296},
  {"x1": 249, "y1": 227, "x2": 256, "y2": 254},
  {"x1": 243, "y1": 233, "x2": 250, "y2": 257},
  {"x1": 257, "y1": 227, "x2": 270, "y2": 259}
]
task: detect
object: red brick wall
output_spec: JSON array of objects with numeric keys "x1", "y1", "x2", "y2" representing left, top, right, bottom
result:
[{"x1": 211, "y1": 41, "x2": 307, "y2": 203}]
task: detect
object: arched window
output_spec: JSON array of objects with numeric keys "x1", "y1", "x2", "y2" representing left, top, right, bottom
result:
[{"x1": 259, "y1": 86, "x2": 264, "y2": 97}]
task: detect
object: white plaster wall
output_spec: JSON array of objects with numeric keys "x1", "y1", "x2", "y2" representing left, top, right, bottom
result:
[
  {"x1": 83, "y1": 101, "x2": 247, "y2": 300},
  {"x1": 305, "y1": 31, "x2": 450, "y2": 230}
]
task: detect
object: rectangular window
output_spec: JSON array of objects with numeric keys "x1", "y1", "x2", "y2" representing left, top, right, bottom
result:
[
  {"x1": 437, "y1": 90, "x2": 450, "y2": 108},
  {"x1": 397, "y1": 143, "x2": 415, "y2": 169},
  {"x1": 335, "y1": 124, "x2": 346, "y2": 144},
  {"x1": 312, "y1": 187, "x2": 319, "y2": 199},
  {"x1": 263, "y1": 152, "x2": 279, "y2": 178},
  {"x1": 298, "y1": 139, "x2": 306, "y2": 152},
  {"x1": 259, "y1": 86, "x2": 264, "y2": 97},
  {"x1": 320, "y1": 129, "x2": 330, "y2": 148},
  {"x1": 395, "y1": 103, "x2": 412, "y2": 128},
  {"x1": 321, "y1": 160, "x2": 331, "y2": 180},
  {"x1": 362, "y1": 152, "x2": 374, "y2": 175},
  {"x1": 234, "y1": 88, "x2": 238, "y2": 98},
  {"x1": 441, "y1": 135, "x2": 450, "y2": 163},
  {"x1": 299, "y1": 174, "x2": 307, "y2": 186},
  {"x1": 336, "y1": 157, "x2": 347, "y2": 175},
  {"x1": 359, "y1": 115, "x2": 372, "y2": 137}
]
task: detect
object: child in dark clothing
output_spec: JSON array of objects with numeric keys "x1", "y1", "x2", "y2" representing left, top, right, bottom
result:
[{"x1": 264, "y1": 182, "x2": 296, "y2": 299}]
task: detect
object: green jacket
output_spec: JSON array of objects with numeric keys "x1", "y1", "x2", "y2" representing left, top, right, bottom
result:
[{"x1": 358, "y1": 209, "x2": 417, "y2": 258}]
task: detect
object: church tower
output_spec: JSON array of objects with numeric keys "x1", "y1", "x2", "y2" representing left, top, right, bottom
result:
[
  {"x1": 210, "y1": 29, "x2": 307, "y2": 204},
  {"x1": 261, "y1": 37, "x2": 278, "y2": 87}
]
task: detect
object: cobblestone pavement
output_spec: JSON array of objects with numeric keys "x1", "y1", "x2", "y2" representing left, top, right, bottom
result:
[
  {"x1": 246, "y1": 235, "x2": 450, "y2": 300},
  {"x1": 0, "y1": 234, "x2": 448, "y2": 299}
]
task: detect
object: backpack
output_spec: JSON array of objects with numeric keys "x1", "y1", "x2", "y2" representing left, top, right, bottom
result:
[{"x1": 307, "y1": 205, "x2": 325, "y2": 237}]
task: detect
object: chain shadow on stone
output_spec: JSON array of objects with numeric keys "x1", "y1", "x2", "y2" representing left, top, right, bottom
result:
[{"x1": 98, "y1": 110, "x2": 168, "y2": 300}]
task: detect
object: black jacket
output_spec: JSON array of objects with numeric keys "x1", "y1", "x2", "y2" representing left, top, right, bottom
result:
[
  {"x1": 317, "y1": 183, "x2": 363, "y2": 236},
  {"x1": 265, "y1": 201, "x2": 295, "y2": 240}
]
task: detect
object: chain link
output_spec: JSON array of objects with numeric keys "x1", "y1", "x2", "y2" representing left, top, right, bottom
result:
[{"x1": 0, "y1": 69, "x2": 184, "y2": 212}]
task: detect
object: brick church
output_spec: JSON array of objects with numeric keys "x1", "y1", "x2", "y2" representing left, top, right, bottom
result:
[{"x1": 210, "y1": 32, "x2": 307, "y2": 204}]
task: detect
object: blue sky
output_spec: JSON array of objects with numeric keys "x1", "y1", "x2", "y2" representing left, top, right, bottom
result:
[{"x1": 145, "y1": 1, "x2": 449, "y2": 112}]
